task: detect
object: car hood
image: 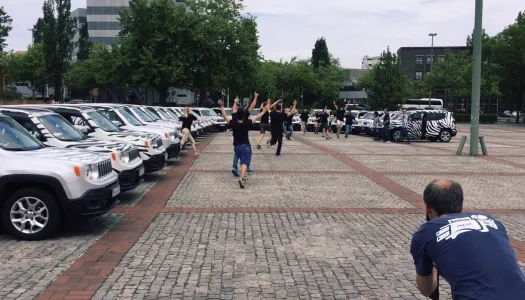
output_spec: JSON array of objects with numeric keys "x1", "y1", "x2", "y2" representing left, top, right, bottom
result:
[
  {"x1": 103, "y1": 130, "x2": 160, "y2": 143},
  {"x1": 61, "y1": 138, "x2": 133, "y2": 153},
  {"x1": 10, "y1": 147, "x2": 106, "y2": 165}
]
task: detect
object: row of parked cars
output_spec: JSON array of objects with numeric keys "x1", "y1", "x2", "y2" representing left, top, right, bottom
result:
[
  {"x1": 0, "y1": 103, "x2": 227, "y2": 240},
  {"x1": 305, "y1": 109, "x2": 457, "y2": 142}
]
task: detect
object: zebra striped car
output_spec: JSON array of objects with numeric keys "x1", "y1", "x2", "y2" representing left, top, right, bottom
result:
[{"x1": 390, "y1": 110, "x2": 456, "y2": 142}]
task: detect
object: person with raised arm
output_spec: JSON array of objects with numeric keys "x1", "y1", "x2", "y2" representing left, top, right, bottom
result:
[
  {"x1": 179, "y1": 107, "x2": 200, "y2": 156},
  {"x1": 269, "y1": 100, "x2": 297, "y2": 157},
  {"x1": 256, "y1": 99, "x2": 281, "y2": 150},
  {"x1": 219, "y1": 98, "x2": 269, "y2": 188},
  {"x1": 231, "y1": 93, "x2": 259, "y2": 176}
]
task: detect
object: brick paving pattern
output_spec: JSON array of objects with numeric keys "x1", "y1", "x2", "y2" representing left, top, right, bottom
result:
[
  {"x1": 0, "y1": 214, "x2": 122, "y2": 300},
  {"x1": 0, "y1": 124, "x2": 522, "y2": 299}
]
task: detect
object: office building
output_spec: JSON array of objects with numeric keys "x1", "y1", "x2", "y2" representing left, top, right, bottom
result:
[
  {"x1": 71, "y1": 8, "x2": 87, "y2": 61},
  {"x1": 397, "y1": 46, "x2": 469, "y2": 80},
  {"x1": 361, "y1": 55, "x2": 380, "y2": 69}
]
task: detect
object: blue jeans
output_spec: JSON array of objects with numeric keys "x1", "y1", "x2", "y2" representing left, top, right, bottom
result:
[
  {"x1": 383, "y1": 126, "x2": 390, "y2": 142},
  {"x1": 344, "y1": 125, "x2": 352, "y2": 137},
  {"x1": 401, "y1": 127, "x2": 411, "y2": 143},
  {"x1": 286, "y1": 124, "x2": 293, "y2": 139}
]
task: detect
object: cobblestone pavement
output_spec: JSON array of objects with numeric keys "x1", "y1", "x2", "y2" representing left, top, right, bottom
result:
[{"x1": 1, "y1": 125, "x2": 524, "y2": 300}]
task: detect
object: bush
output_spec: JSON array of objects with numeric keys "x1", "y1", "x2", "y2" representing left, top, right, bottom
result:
[{"x1": 453, "y1": 114, "x2": 497, "y2": 124}]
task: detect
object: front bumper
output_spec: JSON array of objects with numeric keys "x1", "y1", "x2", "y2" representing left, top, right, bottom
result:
[
  {"x1": 66, "y1": 181, "x2": 121, "y2": 218},
  {"x1": 214, "y1": 123, "x2": 227, "y2": 131},
  {"x1": 143, "y1": 152, "x2": 167, "y2": 172},
  {"x1": 117, "y1": 164, "x2": 145, "y2": 192},
  {"x1": 167, "y1": 142, "x2": 181, "y2": 158}
]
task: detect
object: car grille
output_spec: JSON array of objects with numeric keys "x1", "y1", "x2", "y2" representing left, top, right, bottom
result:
[
  {"x1": 97, "y1": 159, "x2": 113, "y2": 178},
  {"x1": 129, "y1": 148, "x2": 139, "y2": 161}
]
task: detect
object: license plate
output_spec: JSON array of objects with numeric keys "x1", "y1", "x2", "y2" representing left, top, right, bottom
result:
[
  {"x1": 164, "y1": 152, "x2": 168, "y2": 161},
  {"x1": 112, "y1": 185, "x2": 120, "y2": 197},
  {"x1": 138, "y1": 167, "x2": 145, "y2": 177}
]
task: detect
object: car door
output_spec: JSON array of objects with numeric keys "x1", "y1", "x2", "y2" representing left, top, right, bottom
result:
[{"x1": 407, "y1": 112, "x2": 423, "y2": 138}]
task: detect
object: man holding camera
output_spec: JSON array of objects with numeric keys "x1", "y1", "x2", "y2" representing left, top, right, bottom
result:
[{"x1": 411, "y1": 179, "x2": 525, "y2": 299}]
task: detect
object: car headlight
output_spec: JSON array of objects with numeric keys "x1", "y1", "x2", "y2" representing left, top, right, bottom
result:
[
  {"x1": 120, "y1": 151, "x2": 130, "y2": 164},
  {"x1": 169, "y1": 132, "x2": 176, "y2": 141},
  {"x1": 86, "y1": 164, "x2": 100, "y2": 180}
]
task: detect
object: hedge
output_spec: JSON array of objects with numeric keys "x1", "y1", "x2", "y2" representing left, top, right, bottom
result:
[{"x1": 453, "y1": 114, "x2": 497, "y2": 124}]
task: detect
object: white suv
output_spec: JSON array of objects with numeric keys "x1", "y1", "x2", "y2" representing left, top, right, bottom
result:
[
  {"x1": 35, "y1": 105, "x2": 167, "y2": 174},
  {"x1": 0, "y1": 114, "x2": 120, "y2": 240},
  {"x1": 88, "y1": 104, "x2": 181, "y2": 159},
  {"x1": 0, "y1": 107, "x2": 144, "y2": 192}
]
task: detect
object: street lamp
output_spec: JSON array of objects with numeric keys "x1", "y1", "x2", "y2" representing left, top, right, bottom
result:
[
  {"x1": 301, "y1": 89, "x2": 304, "y2": 106},
  {"x1": 428, "y1": 33, "x2": 437, "y2": 107}
]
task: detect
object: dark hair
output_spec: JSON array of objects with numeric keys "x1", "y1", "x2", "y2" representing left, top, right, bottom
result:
[
  {"x1": 262, "y1": 102, "x2": 267, "y2": 107},
  {"x1": 373, "y1": 111, "x2": 378, "y2": 116},
  {"x1": 236, "y1": 106, "x2": 245, "y2": 120},
  {"x1": 423, "y1": 180, "x2": 464, "y2": 216},
  {"x1": 275, "y1": 103, "x2": 282, "y2": 111}
]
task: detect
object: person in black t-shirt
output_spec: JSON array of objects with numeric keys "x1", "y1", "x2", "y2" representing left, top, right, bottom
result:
[
  {"x1": 269, "y1": 100, "x2": 297, "y2": 156},
  {"x1": 256, "y1": 99, "x2": 281, "y2": 150},
  {"x1": 285, "y1": 108, "x2": 294, "y2": 140},
  {"x1": 333, "y1": 100, "x2": 346, "y2": 139},
  {"x1": 319, "y1": 106, "x2": 331, "y2": 140},
  {"x1": 231, "y1": 94, "x2": 258, "y2": 177},
  {"x1": 179, "y1": 107, "x2": 199, "y2": 156},
  {"x1": 219, "y1": 99, "x2": 269, "y2": 188},
  {"x1": 382, "y1": 108, "x2": 391, "y2": 143},
  {"x1": 300, "y1": 109, "x2": 309, "y2": 135}
]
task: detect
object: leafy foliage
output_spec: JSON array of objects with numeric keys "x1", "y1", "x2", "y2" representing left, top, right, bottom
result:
[
  {"x1": 76, "y1": 23, "x2": 91, "y2": 61},
  {"x1": 6, "y1": 44, "x2": 46, "y2": 98},
  {"x1": 0, "y1": 6, "x2": 12, "y2": 52},
  {"x1": 32, "y1": 18, "x2": 45, "y2": 45},
  {"x1": 311, "y1": 37, "x2": 330, "y2": 69}
]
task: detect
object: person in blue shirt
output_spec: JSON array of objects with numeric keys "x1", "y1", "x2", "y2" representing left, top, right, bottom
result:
[{"x1": 410, "y1": 179, "x2": 525, "y2": 299}]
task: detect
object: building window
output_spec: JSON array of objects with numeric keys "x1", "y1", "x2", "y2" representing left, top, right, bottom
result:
[
  {"x1": 438, "y1": 55, "x2": 445, "y2": 62},
  {"x1": 415, "y1": 56, "x2": 423, "y2": 64},
  {"x1": 415, "y1": 72, "x2": 423, "y2": 80},
  {"x1": 427, "y1": 56, "x2": 434, "y2": 64}
]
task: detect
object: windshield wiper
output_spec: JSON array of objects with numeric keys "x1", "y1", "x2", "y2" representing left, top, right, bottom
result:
[{"x1": 4, "y1": 147, "x2": 41, "y2": 151}]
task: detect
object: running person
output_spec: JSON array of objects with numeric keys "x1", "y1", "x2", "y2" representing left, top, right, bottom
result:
[
  {"x1": 285, "y1": 108, "x2": 294, "y2": 140},
  {"x1": 219, "y1": 99, "x2": 269, "y2": 188},
  {"x1": 333, "y1": 100, "x2": 346, "y2": 139},
  {"x1": 314, "y1": 110, "x2": 321, "y2": 135},
  {"x1": 179, "y1": 107, "x2": 200, "y2": 156},
  {"x1": 231, "y1": 94, "x2": 258, "y2": 176},
  {"x1": 269, "y1": 100, "x2": 297, "y2": 156},
  {"x1": 320, "y1": 106, "x2": 331, "y2": 139},
  {"x1": 256, "y1": 99, "x2": 281, "y2": 150},
  {"x1": 300, "y1": 109, "x2": 309, "y2": 135}
]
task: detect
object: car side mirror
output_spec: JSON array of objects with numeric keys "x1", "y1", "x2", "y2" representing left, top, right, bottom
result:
[{"x1": 74, "y1": 124, "x2": 90, "y2": 133}]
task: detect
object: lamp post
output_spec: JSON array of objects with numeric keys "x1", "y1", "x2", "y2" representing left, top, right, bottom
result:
[
  {"x1": 469, "y1": 0, "x2": 483, "y2": 156},
  {"x1": 301, "y1": 89, "x2": 304, "y2": 106},
  {"x1": 428, "y1": 33, "x2": 437, "y2": 107}
]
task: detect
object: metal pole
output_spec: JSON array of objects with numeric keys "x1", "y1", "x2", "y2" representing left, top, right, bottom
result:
[
  {"x1": 227, "y1": 88, "x2": 230, "y2": 107},
  {"x1": 301, "y1": 89, "x2": 304, "y2": 106},
  {"x1": 428, "y1": 33, "x2": 437, "y2": 107},
  {"x1": 469, "y1": 0, "x2": 483, "y2": 156}
]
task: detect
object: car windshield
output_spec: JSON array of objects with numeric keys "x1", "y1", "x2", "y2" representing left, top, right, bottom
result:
[
  {"x1": 251, "y1": 109, "x2": 260, "y2": 116},
  {"x1": 165, "y1": 109, "x2": 178, "y2": 119},
  {"x1": 38, "y1": 114, "x2": 86, "y2": 142},
  {"x1": 157, "y1": 109, "x2": 172, "y2": 119},
  {"x1": 0, "y1": 116, "x2": 44, "y2": 151},
  {"x1": 200, "y1": 109, "x2": 217, "y2": 117},
  {"x1": 170, "y1": 109, "x2": 182, "y2": 117},
  {"x1": 132, "y1": 107, "x2": 155, "y2": 122},
  {"x1": 222, "y1": 109, "x2": 232, "y2": 116},
  {"x1": 192, "y1": 110, "x2": 202, "y2": 116},
  {"x1": 351, "y1": 112, "x2": 358, "y2": 118},
  {"x1": 363, "y1": 112, "x2": 374, "y2": 119},
  {"x1": 87, "y1": 111, "x2": 120, "y2": 132},
  {"x1": 118, "y1": 108, "x2": 144, "y2": 126}
]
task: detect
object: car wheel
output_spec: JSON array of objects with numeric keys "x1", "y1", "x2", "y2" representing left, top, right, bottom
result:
[
  {"x1": 2, "y1": 188, "x2": 61, "y2": 240},
  {"x1": 439, "y1": 129, "x2": 452, "y2": 142},
  {"x1": 392, "y1": 129, "x2": 402, "y2": 142}
]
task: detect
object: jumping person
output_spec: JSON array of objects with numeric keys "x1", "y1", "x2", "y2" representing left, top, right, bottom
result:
[
  {"x1": 179, "y1": 107, "x2": 200, "y2": 156},
  {"x1": 300, "y1": 109, "x2": 309, "y2": 135},
  {"x1": 257, "y1": 99, "x2": 281, "y2": 150},
  {"x1": 219, "y1": 99, "x2": 269, "y2": 188},
  {"x1": 285, "y1": 107, "x2": 294, "y2": 140},
  {"x1": 320, "y1": 106, "x2": 331, "y2": 140},
  {"x1": 231, "y1": 94, "x2": 258, "y2": 176},
  {"x1": 269, "y1": 100, "x2": 297, "y2": 156},
  {"x1": 333, "y1": 100, "x2": 346, "y2": 139}
]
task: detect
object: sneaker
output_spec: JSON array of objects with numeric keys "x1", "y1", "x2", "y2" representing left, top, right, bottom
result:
[
  {"x1": 232, "y1": 167, "x2": 240, "y2": 177},
  {"x1": 247, "y1": 167, "x2": 253, "y2": 174},
  {"x1": 336, "y1": 132, "x2": 340, "y2": 139},
  {"x1": 386, "y1": 141, "x2": 391, "y2": 143},
  {"x1": 239, "y1": 177, "x2": 245, "y2": 189},
  {"x1": 256, "y1": 145, "x2": 262, "y2": 150}
]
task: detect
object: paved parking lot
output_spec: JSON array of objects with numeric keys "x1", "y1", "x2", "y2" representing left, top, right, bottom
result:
[{"x1": 2, "y1": 123, "x2": 525, "y2": 299}]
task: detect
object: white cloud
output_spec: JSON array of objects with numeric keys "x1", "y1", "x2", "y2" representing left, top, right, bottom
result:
[{"x1": 3, "y1": 0, "x2": 523, "y2": 68}]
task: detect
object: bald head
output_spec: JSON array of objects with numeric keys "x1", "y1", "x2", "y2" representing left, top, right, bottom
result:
[{"x1": 424, "y1": 179, "x2": 463, "y2": 216}]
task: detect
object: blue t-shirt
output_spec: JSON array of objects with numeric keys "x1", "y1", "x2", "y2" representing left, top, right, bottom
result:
[{"x1": 410, "y1": 212, "x2": 525, "y2": 300}]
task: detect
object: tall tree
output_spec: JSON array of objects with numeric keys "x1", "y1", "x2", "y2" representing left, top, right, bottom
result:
[
  {"x1": 76, "y1": 23, "x2": 91, "y2": 60},
  {"x1": 311, "y1": 37, "x2": 330, "y2": 69},
  {"x1": 41, "y1": 0, "x2": 76, "y2": 101},
  {"x1": 32, "y1": 18, "x2": 45, "y2": 44},
  {"x1": 357, "y1": 47, "x2": 410, "y2": 110},
  {"x1": 7, "y1": 44, "x2": 46, "y2": 99},
  {"x1": 0, "y1": 6, "x2": 13, "y2": 51}
]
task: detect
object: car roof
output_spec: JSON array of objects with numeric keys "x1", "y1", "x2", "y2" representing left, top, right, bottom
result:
[{"x1": 0, "y1": 106, "x2": 53, "y2": 115}]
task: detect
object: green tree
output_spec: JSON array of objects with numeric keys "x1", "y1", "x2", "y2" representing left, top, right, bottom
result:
[
  {"x1": 32, "y1": 18, "x2": 45, "y2": 44},
  {"x1": 312, "y1": 57, "x2": 345, "y2": 107},
  {"x1": 311, "y1": 37, "x2": 330, "y2": 69},
  {"x1": 7, "y1": 44, "x2": 46, "y2": 99},
  {"x1": 76, "y1": 23, "x2": 91, "y2": 61},
  {"x1": 119, "y1": 0, "x2": 194, "y2": 105},
  {"x1": 357, "y1": 47, "x2": 410, "y2": 110},
  {"x1": 41, "y1": 0, "x2": 76, "y2": 102},
  {"x1": 0, "y1": 6, "x2": 13, "y2": 52},
  {"x1": 490, "y1": 11, "x2": 525, "y2": 122}
]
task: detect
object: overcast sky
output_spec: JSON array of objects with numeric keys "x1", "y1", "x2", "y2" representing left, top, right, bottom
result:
[{"x1": 3, "y1": 0, "x2": 523, "y2": 68}]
